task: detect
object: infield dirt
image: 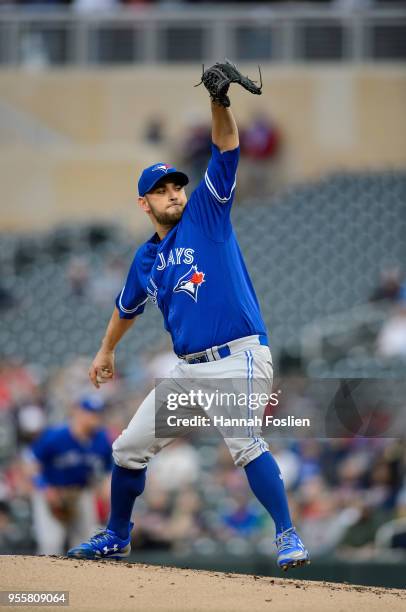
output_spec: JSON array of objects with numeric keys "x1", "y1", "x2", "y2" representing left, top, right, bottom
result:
[{"x1": 0, "y1": 555, "x2": 405, "y2": 612}]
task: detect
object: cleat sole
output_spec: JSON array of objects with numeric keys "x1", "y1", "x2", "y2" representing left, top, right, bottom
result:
[
  {"x1": 67, "y1": 551, "x2": 129, "y2": 561},
  {"x1": 279, "y1": 557, "x2": 310, "y2": 572}
]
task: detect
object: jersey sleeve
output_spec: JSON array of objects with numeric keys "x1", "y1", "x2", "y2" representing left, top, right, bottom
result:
[
  {"x1": 115, "y1": 252, "x2": 148, "y2": 319},
  {"x1": 204, "y1": 143, "x2": 239, "y2": 205},
  {"x1": 187, "y1": 143, "x2": 240, "y2": 240}
]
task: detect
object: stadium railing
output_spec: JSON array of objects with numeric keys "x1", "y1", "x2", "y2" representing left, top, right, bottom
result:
[{"x1": 0, "y1": 5, "x2": 405, "y2": 66}]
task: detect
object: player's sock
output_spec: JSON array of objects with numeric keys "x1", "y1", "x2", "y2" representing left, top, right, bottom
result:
[
  {"x1": 244, "y1": 451, "x2": 292, "y2": 535},
  {"x1": 107, "y1": 463, "x2": 146, "y2": 539}
]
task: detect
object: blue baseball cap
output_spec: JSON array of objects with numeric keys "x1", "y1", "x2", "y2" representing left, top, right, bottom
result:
[
  {"x1": 138, "y1": 162, "x2": 189, "y2": 197},
  {"x1": 78, "y1": 395, "x2": 106, "y2": 413}
]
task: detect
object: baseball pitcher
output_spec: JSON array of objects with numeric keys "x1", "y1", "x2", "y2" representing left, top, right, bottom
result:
[{"x1": 68, "y1": 62, "x2": 309, "y2": 571}]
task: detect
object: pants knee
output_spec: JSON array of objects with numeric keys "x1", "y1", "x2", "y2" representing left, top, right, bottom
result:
[
  {"x1": 227, "y1": 438, "x2": 269, "y2": 468},
  {"x1": 112, "y1": 430, "x2": 154, "y2": 470}
]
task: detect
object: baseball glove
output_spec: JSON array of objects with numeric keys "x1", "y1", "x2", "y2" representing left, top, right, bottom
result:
[
  {"x1": 195, "y1": 59, "x2": 263, "y2": 108},
  {"x1": 46, "y1": 486, "x2": 81, "y2": 525}
]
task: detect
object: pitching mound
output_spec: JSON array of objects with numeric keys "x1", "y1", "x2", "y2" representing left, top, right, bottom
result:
[{"x1": 0, "y1": 556, "x2": 405, "y2": 612}]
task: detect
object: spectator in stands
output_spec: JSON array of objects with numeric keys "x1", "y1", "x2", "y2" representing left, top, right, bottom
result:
[
  {"x1": 239, "y1": 112, "x2": 281, "y2": 198},
  {"x1": 221, "y1": 490, "x2": 262, "y2": 538},
  {"x1": 179, "y1": 115, "x2": 211, "y2": 185},
  {"x1": 144, "y1": 341, "x2": 181, "y2": 380},
  {"x1": 0, "y1": 284, "x2": 14, "y2": 311},
  {"x1": 148, "y1": 440, "x2": 200, "y2": 493},
  {"x1": 396, "y1": 486, "x2": 406, "y2": 519},
  {"x1": 166, "y1": 488, "x2": 203, "y2": 549},
  {"x1": 339, "y1": 505, "x2": 388, "y2": 554},
  {"x1": 134, "y1": 486, "x2": 173, "y2": 550},
  {"x1": 241, "y1": 113, "x2": 280, "y2": 162},
  {"x1": 0, "y1": 501, "x2": 21, "y2": 555},
  {"x1": 0, "y1": 360, "x2": 38, "y2": 413},
  {"x1": 144, "y1": 117, "x2": 166, "y2": 146},
  {"x1": 16, "y1": 403, "x2": 46, "y2": 447},
  {"x1": 296, "y1": 441, "x2": 323, "y2": 484},
  {"x1": 376, "y1": 302, "x2": 406, "y2": 358},
  {"x1": 67, "y1": 256, "x2": 90, "y2": 298},
  {"x1": 369, "y1": 267, "x2": 401, "y2": 303},
  {"x1": 89, "y1": 256, "x2": 125, "y2": 306}
]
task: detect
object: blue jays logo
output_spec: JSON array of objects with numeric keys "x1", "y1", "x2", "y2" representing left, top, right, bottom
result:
[
  {"x1": 152, "y1": 164, "x2": 172, "y2": 173},
  {"x1": 173, "y1": 265, "x2": 205, "y2": 302}
]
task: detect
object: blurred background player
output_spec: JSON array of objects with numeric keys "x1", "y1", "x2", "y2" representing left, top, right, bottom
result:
[{"x1": 26, "y1": 395, "x2": 112, "y2": 556}]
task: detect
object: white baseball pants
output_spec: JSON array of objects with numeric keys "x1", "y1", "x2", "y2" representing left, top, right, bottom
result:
[
  {"x1": 112, "y1": 337, "x2": 273, "y2": 470},
  {"x1": 31, "y1": 489, "x2": 98, "y2": 555}
]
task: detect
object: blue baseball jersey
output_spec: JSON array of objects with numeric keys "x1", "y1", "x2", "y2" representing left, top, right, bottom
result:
[
  {"x1": 116, "y1": 143, "x2": 267, "y2": 355},
  {"x1": 31, "y1": 424, "x2": 112, "y2": 488}
]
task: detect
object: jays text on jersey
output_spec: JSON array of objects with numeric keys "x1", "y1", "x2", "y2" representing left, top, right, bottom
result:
[{"x1": 116, "y1": 143, "x2": 267, "y2": 356}]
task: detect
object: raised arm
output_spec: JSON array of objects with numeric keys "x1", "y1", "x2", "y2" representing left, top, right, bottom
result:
[
  {"x1": 200, "y1": 59, "x2": 261, "y2": 152},
  {"x1": 211, "y1": 102, "x2": 239, "y2": 153},
  {"x1": 89, "y1": 308, "x2": 136, "y2": 388}
]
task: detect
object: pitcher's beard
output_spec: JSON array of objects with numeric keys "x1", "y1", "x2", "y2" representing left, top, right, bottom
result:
[{"x1": 150, "y1": 205, "x2": 185, "y2": 227}]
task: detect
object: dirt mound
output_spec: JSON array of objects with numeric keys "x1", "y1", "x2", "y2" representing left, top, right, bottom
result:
[{"x1": 0, "y1": 555, "x2": 404, "y2": 612}]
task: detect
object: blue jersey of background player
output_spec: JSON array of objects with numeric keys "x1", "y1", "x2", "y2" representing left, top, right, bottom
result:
[
  {"x1": 31, "y1": 396, "x2": 112, "y2": 488},
  {"x1": 115, "y1": 143, "x2": 268, "y2": 355},
  {"x1": 28, "y1": 395, "x2": 112, "y2": 555}
]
